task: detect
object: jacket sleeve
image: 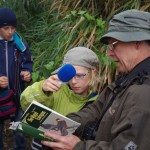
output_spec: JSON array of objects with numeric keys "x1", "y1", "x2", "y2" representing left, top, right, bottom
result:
[
  {"x1": 67, "y1": 88, "x2": 107, "y2": 138},
  {"x1": 20, "y1": 42, "x2": 33, "y2": 72},
  {"x1": 20, "y1": 80, "x2": 54, "y2": 111}
]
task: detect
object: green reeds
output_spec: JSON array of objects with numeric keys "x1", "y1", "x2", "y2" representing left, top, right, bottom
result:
[{"x1": 0, "y1": 0, "x2": 150, "y2": 91}]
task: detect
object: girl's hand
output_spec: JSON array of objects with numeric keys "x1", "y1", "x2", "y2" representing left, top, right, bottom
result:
[{"x1": 42, "y1": 75, "x2": 62, "y2": 92}]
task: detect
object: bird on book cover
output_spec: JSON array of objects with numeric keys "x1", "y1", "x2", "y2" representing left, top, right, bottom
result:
[{"x1": 41, "y1": 118, "x2": 68, "y2": 136}]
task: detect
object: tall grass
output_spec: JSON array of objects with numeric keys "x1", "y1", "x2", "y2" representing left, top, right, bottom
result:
[{"x1": 0, "y1": 0, "x2": 150, "y2": 91}]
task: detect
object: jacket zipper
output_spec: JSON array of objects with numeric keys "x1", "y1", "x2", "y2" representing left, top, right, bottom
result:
[{"x1": 5, "y1": 41, "x2": 10, "y2": 89}]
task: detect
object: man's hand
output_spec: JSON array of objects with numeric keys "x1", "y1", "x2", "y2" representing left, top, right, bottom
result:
[
  {"x1": 42, "y1": 75, "x2": 62, "y2": 92},
  {"x1": 41, "y1": 132, "x2": 80, "y2": 150},
  {"x1": 20, "y1": 71, "x2": 31, "y2": 82},
  {"x1": 0, "y1": 76, "x2": 8, "y2": 88}
]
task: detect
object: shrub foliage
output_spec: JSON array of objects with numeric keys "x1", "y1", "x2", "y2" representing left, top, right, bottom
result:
[{"x1": 0, "y1": 0, "x2": 150, "y2": 91}]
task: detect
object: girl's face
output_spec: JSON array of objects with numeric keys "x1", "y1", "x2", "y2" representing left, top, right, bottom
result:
[
  {"x1": 69, "y1": 65, "x2": 91, "y2": 96},
  {"x1": 0, "y1": 26, "x2": 16, "y2": 40}
]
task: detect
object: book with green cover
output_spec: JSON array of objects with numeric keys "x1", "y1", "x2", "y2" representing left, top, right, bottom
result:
[{"x1": 9, "y1": 100, "x2": 80, "y2": 141}]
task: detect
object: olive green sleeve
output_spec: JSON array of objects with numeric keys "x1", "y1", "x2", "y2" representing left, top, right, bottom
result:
[{"x1": 20, "y1": 80, "x2": 54, "y2": 111}]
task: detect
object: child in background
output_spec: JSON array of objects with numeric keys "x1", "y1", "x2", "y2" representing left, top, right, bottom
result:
[{"x1": 0, "y1": 8, "x2": 33, "y2": 150}]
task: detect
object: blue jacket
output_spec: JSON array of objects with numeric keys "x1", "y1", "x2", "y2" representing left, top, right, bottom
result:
[{"x1": 0, "y1": 32, "x2": 33, "y2": 101}]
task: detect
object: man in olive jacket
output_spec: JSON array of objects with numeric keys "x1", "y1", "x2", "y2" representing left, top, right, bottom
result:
[{"x1": 41, "y1": 9, "x2": 150, "y2": 150}]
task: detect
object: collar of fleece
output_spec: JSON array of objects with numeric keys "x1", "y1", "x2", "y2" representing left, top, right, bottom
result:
[{"x1": 13, "y1": 32, "x2": 26, "y2": 52}]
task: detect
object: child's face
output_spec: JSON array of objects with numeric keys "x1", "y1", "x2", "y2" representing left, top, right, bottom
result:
[
  {"x1": 69, "y1": 65, "x2": 91, "y2": 96},
  {"x1": 0, "y1": 26, "x2": 16, "y2": 40}
]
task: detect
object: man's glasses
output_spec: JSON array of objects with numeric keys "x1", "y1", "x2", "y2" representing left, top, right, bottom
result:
[
  {"x1": 107, "y1": 41, "x2": 118, "y2": 51},
  {"x1": 74, "y1": 72, "x2": 89, "y2": 80}
]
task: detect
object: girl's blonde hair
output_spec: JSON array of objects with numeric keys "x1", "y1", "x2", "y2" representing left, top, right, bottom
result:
[{"x1": 88, "y1": 64, "x2": 101, "y2": 93}]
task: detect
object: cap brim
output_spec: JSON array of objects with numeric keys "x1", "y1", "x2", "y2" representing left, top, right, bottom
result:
[{"x1": 100, "y1": 31, "x2": 150, "y2": 44}]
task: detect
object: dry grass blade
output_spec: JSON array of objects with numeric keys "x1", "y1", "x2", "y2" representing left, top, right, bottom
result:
[
  {"x1": 87, "y1": 25, "x2": 96, "y2": 47},
  {"x1": 71, "y1": 16, "x2": 85, "y2": 31}
]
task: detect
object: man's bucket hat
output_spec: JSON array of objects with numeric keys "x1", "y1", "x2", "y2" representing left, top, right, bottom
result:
[{"x1": 100, "y1": 9, "x2": 150, "y2": 44}]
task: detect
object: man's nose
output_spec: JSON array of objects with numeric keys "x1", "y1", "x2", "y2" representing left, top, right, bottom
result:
[{"x1": 107, "y1": 49, "x2": 115, "y2": 57}]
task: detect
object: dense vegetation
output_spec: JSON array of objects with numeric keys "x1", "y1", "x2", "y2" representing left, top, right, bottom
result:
[
  {"x1": 0, "y1": 0, "x2": 150, "y2": 92},
  {"x1": 0, "y1": 1, "x2": 150, "y2": 149}
]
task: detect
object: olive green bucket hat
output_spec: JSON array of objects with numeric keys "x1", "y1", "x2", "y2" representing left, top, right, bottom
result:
[{"x1": 100, "y1": 9, "x2": 150, "y2": 44}]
